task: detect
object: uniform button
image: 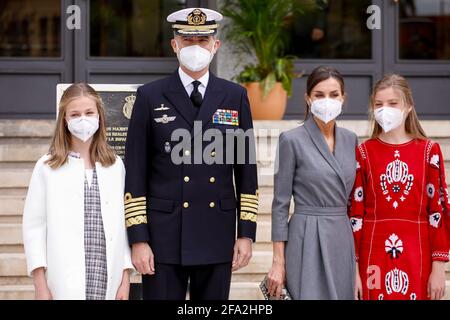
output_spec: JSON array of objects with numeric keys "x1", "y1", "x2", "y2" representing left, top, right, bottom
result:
[
  {"x1": 183, "y1": 202, "x2": 189, "y2": 208},
  {"x1": 185, "y1": 150, "x2": 191, "y2": 156},
  {"x1": 184, "y1": 176, "x2": 190, "y2": 183},
  {"x1": 209, "y1": 202, "x2": 215, "y2": 208},
  {"x1": 209, "y1": 177, "x2": 215, "y2": 183},
  {"x1": 211, "y1": 151, "x2": 216, "y2": 157}
]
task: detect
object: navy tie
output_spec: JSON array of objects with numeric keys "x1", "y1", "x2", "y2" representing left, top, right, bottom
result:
[{"x1": 190, "y1": 80, "x2": 203, "y2": 108}]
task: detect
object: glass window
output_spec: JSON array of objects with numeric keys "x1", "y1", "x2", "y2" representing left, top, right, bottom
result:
[
  {"x1": 90, "y1": 0, "x2": 187, "y2": 57},
  {"x1": 287, "y1": 0, "x2": 372, "y2": 59},
  {"x1": 399, "y1": 0, "x2": 450, "y2": 60},
  {"x1": 0, "y1": 0, "x2": 61, "y2": 57}
]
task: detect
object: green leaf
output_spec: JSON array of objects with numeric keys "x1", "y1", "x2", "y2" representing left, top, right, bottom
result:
[
  {"x1": 260, "y1": 72, "x2": 277, "y2": 98},
  {"x1": 221, "y1": 0, "x2": 312, "y2": 97}
]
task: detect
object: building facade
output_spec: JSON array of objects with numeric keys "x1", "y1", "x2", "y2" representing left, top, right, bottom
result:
[{"x1": 1, "y1": 0, "x2": 449, "y2": 120}]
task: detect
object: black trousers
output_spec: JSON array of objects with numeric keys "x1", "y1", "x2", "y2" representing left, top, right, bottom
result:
[{"x1": 142, "y1": 262, "x2": 232, "y2": 300}]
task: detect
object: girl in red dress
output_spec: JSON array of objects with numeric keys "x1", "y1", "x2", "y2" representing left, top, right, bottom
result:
[{"x1": 350, "y1": 74, "x2": 449, "y2": 300}]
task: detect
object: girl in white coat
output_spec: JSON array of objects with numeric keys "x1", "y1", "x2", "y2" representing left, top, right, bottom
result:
[{"x1": 23, "y1": 83, "x2": 133, "y2": 300}]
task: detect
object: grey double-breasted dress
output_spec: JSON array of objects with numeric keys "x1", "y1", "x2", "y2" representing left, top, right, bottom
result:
[{"x1": 271, "y1": 116, "x2": 358, "y2": 300}]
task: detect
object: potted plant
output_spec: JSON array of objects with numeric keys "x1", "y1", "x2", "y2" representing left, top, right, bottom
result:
[{"x1": 221, "y1": 0, "x2": 305, "y2": 120}]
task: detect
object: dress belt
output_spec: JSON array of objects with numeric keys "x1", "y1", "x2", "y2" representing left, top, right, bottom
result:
[{"x1": 294, "y1": 205, "x2": 348, "y2": 216}]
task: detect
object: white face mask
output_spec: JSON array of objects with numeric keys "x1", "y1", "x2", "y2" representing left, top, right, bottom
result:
[
  {"x1": 176, "y1": 41, "x2": 215, "y2": 72},
  {"x1": 67, "y1": 116, "x2": 99, "y2": 142},
  {"x1": 310, "y1": 98, "x2": 343, "y2": 124},
  {"x1": 374, "y1": 106, "x2": 404, "y2": 133}
]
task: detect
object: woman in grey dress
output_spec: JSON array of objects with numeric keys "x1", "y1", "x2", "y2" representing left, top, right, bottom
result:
[{"x1": 267, "y1": 66, "x2": 358, "y2": 300}]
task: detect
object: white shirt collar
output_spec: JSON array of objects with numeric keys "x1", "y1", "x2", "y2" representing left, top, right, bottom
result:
[{"x1": 178, "y1": 67, "x2": 209, "y2": 89}]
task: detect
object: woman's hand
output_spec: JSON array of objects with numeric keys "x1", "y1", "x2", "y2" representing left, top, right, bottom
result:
[
  {"x1": 354, "y1": 264, "x2": 363, "y2": 300},
  {"x1": 267, "y1": 261, "x2": 286, "y2": 299},
  {"x1": 428, "y1": 261, "x2": 446, "y2": 300},
  {"x1": 116, "y1": 270, "x2": 131, "y2": 300},
  {"x1": 32, "y1": 267, "x2": 52, "y2": 300}
]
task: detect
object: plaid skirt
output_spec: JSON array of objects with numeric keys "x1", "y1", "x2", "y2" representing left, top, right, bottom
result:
[{"x1": 84, "y1": 169, "x2": 108, "y2": 300}]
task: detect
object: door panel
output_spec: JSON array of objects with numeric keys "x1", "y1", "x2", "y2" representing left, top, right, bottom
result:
[
  {"x1": 383, "y1": 0, "x2": 450, "y2": 119},
  {"x1": 0, "y1": 0, "x2": 73, "y2": 119},
  {"x1": 75, "y1": 0, "x2": 200, "y2": 84},
  {"x1": 284, "y1": 0, "x2": 383, "y2": 120}
]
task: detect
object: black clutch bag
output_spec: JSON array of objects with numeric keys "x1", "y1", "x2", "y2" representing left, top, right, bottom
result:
[{"x1": 259, "y1": 275, "x2": 292, "y2": 300}]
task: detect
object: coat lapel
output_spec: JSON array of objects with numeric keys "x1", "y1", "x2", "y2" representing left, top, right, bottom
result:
[
  {"x1": 304, "y1": 116, "x2": 347, "y2": 193},
  {"x1": 162, "y1": 71, "x2": 197, "y2": 127}
]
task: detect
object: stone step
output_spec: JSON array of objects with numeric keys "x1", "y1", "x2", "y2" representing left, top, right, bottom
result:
[
  {"x1": 0, "y1": 224, "x2": 22, "y2": 246},
  {"x1": 229, "y1": 282, "x2": 264, "y2": 300},
  {"x1": 0, "y1": 285, "x2": 34, "y2": 300},
  {"x1": 0, "y1": 253, "x2": 27, "y2": 277},
  {"x1": 0, "y1": 164, "x2": 34, "y2": 189},
  {"x1": 0, "y1": 276, "x2": 32, "y2": 286},
  {"x1": 0, "y1": 250, "x2": 273, "y2": 277},
  {"x1": 0, "y1": 120, "x2": 54, "y2": 139},
  {"x1": 1, "y1": 281, "x2": 449, "y2": 300},
  {"x1": 235, "y1": 251, "x2": 272, "y2": 275},
  {"x1": 0, "y1": 283, "x2": 265, "y2": 300},
  {"x1": 0, "y1": 206, "x2": 271, "y2": 250},
  {"x1": 256, "y1": 215, "x2": 271, "y2": 243},
  {"x1": 0, "y1": 245, "x2": 24, "y2": 253},
  {"x1": 0, "y1": 187, "x2": 280, "y2": 218},
  {"x1": 1, "y1": 120, "x2": 449, "y2": 140},
  {"x1": 0, "y1": 138, "x2": 50, "y2": 162},
  {"x1": 0, "y1": 195, "x2": 26, "y2": 218}
]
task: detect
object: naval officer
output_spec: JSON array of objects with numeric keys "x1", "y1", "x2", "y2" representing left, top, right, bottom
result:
[{"x1": 124, "y1": 7, "x2": 259, "y2": 300}]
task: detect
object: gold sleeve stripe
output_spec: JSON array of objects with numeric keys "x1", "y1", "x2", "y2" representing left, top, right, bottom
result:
[
  {"x1": 240, "y1": 212, "x2": 257, "y2": 222},
  {"x1": 126, "y1": 215, "x2": 147, "y2": 228},
  {"x1": 241, "y1": 202, "x2": 258, "y2": 209},
  {"x1": 125, "y1": 201, "x2": 146, "y2": 209},
  {"x1": 241, "y1": 194, "x2": 258, "y2": 200},
  {"x1": 241, "y1": 198, "x2": 258, "y2": 205},
  {"x1": 125, "y1": 206, "x2": 147, "y2": 215},
  {"x1": 125, "y1": 212, "x2": 147, "y2": 219},
  {"x1": 124, "y1": 193, "x2": 146, "y2": 205},
  {"x1": 241, "y1": 206, "x2": 258, "y2": 214},
  {"x1": 124, "y1": 197, "x2": 146, "y2": 205}
]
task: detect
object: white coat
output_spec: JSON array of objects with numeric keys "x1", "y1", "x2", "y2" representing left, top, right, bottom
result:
[{"x1": 22, "y1": 154, "x2": 133, "y2": 300}]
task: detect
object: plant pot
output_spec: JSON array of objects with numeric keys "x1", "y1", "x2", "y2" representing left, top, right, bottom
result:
[{"x1": 244, "y1": 82, "x2": 288, "y2": 120}]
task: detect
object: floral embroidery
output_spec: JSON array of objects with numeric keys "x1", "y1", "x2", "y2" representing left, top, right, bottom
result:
[
  {"x1": 385, "y1": 234, "x2": 404, "y2": 259},
  {"x1": 429, "y1": 212, "x2": 441, "y2": 228},
  {"x1": 380, "y1": 150, "x2": 414, "y2": 209},
  {"x1": 430, "y1": 154, "x2": 440, "y2": 168},
  {"x1": 354, "y1": 186, "x2": 364, "y2": 202},
  {"x1": 385, "y1": 268, "x2": 409, "y2": 295},
  {"x1": 427, "y1": 183, "x2": 435, "y2": 198},
  {"x1": 350, "y1": 217, "x2": 363, "y2": 232}
]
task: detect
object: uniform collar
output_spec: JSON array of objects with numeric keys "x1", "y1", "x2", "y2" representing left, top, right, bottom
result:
[{"x1": 178, "y1": 67, "x2": 209, "y2": 89}]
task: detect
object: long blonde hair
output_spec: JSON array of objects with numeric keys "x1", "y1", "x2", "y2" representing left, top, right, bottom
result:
[
  {"x1": 46, "y1": 83, "x2": 116, "y2": 169},
  {"x1": 370, "y1": 74, "x2": 427, "y2": 139}
]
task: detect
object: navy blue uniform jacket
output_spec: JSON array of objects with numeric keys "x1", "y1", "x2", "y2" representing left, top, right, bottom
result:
[{"x1": 124, "y1": 71, "x2": 258, "y2": 265}]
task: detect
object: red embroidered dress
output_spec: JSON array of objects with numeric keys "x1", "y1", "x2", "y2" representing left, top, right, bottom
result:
[{"x1": 350, "y1": 138, "x2": 449, "y2": 300}]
